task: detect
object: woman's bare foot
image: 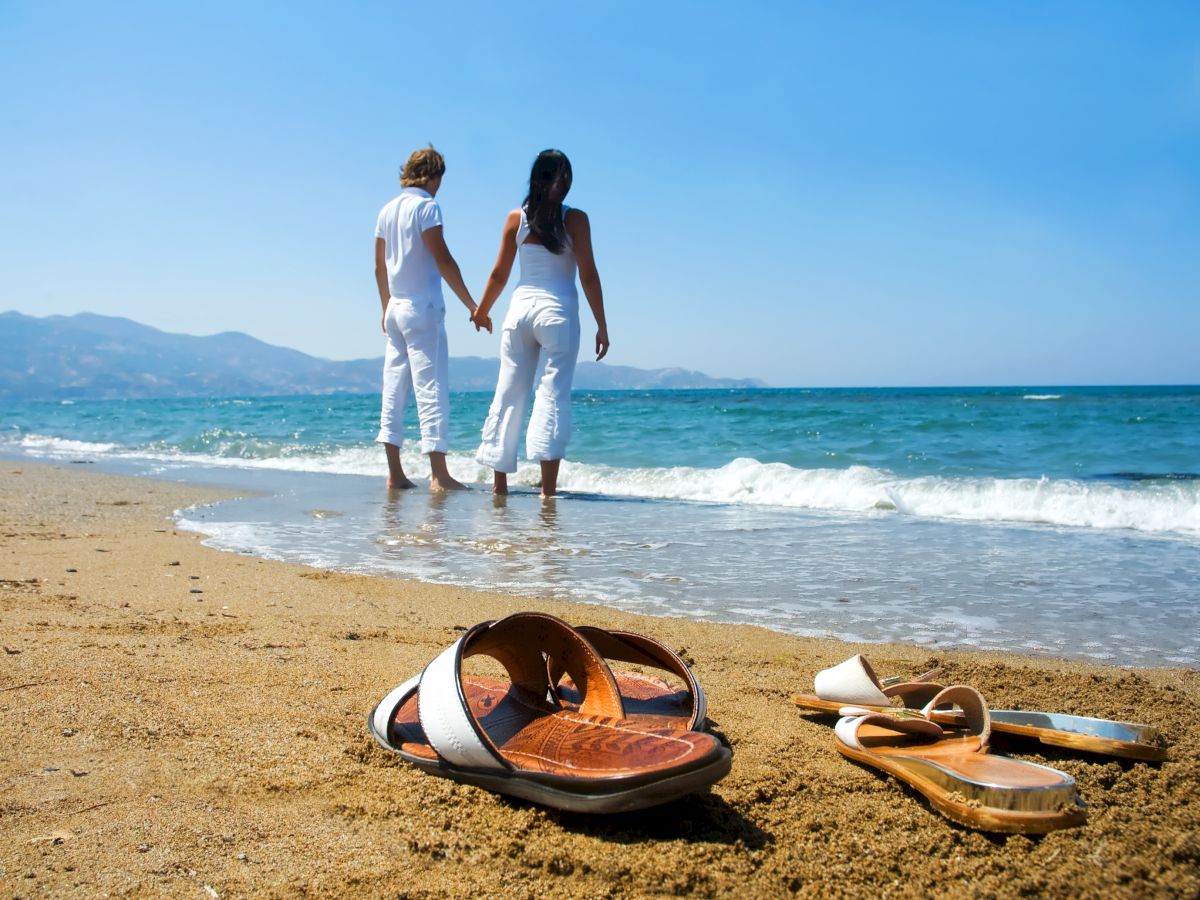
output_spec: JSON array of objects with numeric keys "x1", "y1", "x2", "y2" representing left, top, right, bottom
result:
[
  {"x1": 539, "y1": 459, "x2": 561, "y2": 498},
  {"x1": 429, "y1": 475, "x2": 468, "y2": 492},
  {"x1": 387, "y1": 477, "x2": 416, "y2": 490},
  {"x1": 492, "y1": 471, "x2": 508, "y2": 495}
]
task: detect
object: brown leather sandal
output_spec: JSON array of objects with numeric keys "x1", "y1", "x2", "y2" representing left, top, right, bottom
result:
[
  {"x1": 367, "y1": 612, "x2": 731, "y2": 813},
  {"x1": 835, "y1": 686, "x2": 1087, "y2": 833},
  {"x1": 548, "y1": 625, "x2": 707, "y2": 730}
]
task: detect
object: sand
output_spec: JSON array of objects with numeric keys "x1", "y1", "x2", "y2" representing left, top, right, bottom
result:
[{"x1": 1, "y1": 461, "x2": 1198, "y2": 898}]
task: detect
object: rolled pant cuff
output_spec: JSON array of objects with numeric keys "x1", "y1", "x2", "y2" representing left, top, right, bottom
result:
[
  {"x1": 376, "y1": 431, "x2": 405, "y2": 446},
  {"x1": 474, "y1": 451, "x2": 517, "y2": 473}
]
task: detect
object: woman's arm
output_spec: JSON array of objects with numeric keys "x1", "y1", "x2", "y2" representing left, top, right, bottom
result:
[
  {"x1": 474, "y1": 210, "x2": 522, "y2": 330},
  {"x1": 566, "y1": 208, "x2": 609, "y2": 361}
]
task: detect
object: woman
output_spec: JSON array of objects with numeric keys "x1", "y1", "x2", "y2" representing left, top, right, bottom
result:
[{"x1": 472, "y1": 150, "x2": 609, "y2": 497}]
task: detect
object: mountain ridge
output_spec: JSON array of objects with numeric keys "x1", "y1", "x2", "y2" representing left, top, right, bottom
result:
[{"x1": 0, "y1": 311, "x2": 766, "y2": 399}]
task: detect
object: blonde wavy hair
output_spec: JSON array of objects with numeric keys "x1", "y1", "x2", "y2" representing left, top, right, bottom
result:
[{"x1": 400, "y1": 146, "x2": 446, "y2": 187}]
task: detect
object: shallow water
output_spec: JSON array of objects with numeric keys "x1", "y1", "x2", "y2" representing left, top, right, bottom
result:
[
  {"x1": 152, "y1": 463, "x2": 1200, "y2": 668},
  {"x1": 4, "y1": 386, "x2": 1198, "y2": 668}
]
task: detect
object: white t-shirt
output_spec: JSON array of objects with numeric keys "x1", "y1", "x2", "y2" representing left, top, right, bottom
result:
[{"x1": 374, "y1": 187, "x2": 444, "y2": 302}]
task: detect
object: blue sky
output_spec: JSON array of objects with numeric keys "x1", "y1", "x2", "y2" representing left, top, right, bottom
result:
[{"x1": 1, "y1": 2, "x2": 1197, "y2": 386}]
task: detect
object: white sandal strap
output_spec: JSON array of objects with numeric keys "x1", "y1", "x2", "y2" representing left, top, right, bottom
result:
[
  {"x1": 815, "y1": 654, "x2": 891, "y2": 706},
  {"x1": 369, "y1": 673, "x2": 420, "y2": 749},
  {"x1": 415, "y1": 612, "x2": 626, "y2": 772},
  {"x1": 418, "y1": 625, "x2": 510, "y2": 772},
  {"x1": 835, "y1": 711, "x2": 943, "y2": 750}
]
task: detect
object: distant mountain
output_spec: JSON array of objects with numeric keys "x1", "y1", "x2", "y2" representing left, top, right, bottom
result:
[{"x1": 0, "y1": 312, "x2": 765, "y2": 399}]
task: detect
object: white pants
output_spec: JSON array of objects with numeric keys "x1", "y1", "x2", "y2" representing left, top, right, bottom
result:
[
  {"x1": 376, "y1": 297, "x2": 449, "y2": 454},
  {"x1": 476, "y1": 293, "x2": 580, "y2": 473}
]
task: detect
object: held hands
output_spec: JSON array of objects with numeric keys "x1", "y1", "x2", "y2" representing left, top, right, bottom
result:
[
  {"x1": 595, "y1": 327, "x2": 610, "y2": 361},
  {"x1": 470, "y1": 306, "x2": 493, "y2": 334}
]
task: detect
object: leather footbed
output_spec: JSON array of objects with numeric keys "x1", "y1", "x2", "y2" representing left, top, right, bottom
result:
[
  {"x1": 389, "y1": 676, "x2": 725, "y2": 792},
  {"x1": 556, "y1": 672, "x2": 693, "y2": 726}
]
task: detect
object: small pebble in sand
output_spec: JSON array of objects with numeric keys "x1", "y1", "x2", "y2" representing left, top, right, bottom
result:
[
  {"x1": 3, "y1": 646, "x2": 20, "y2": 655},
  {"x1": 137, "y1": 844, "x2": 150, "y2": 853},
  {"x1": 188, "y1": 575, "x2": 200, "y2": 580},
  {"x1": 66, "y1": 568, "x2": 78, "y2": 573},
  {"x1": 190, "y1": 589, "x2": 203, "y2": 594},
  {"x1": 237, "y1": 852, "x2": 248, "y2": 861},
  {"x1": 62, "y1": 728, "x2": 77, "y2": 737},
  {"x1": 70, "y1": 769, "x2": 88, "y2": 777},
  {"x1": 168, "y1": 561, "x2": 180, "y2": 567}
]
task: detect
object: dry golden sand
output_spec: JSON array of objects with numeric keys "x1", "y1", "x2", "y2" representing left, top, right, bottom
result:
[{"x1": 1, "y1": 462, "x2": 1198, "y2": 898}]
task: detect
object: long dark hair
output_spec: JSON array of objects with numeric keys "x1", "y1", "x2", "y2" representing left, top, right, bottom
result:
[{"x1": 523, "y1": 149, "x2": 573, "y2": 255}]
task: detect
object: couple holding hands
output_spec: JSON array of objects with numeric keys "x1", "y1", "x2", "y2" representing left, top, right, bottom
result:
[{"x1": 373, "y1": 147, "x2": 609, "y2": 497}]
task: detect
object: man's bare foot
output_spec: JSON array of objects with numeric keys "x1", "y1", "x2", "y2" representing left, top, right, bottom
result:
[
  {"x1": 427, "y1": 451, "x2": 466, "y2": 492},
  {"x1": 492, "y1": 472, "x2": 508, "y2": 495},
  {"x1": 383, "y1": 443, "x2": 413, "y2": 490}
]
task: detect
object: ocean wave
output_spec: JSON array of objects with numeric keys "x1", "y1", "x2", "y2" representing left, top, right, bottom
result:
[
  {"x1": 7, "y1": 432, "x2": 1199, "y2": 536},
  {"x1": 1023, "y1": 394, "x2": 1063, "y2": 401},
  {"x1": 554, "y1": 458, "x2": 1200, "y2": 534},
  {"x1": 15, "y1": 434, "x2": 121, "y2": 454}
]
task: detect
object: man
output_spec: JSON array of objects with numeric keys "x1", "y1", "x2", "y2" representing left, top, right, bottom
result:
[{"x1": 373, "y1": 146, "x2": 487, "y2": 490}]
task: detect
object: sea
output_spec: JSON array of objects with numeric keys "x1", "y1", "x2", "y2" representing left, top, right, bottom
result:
[{"x1": 3, "y1": 386, "x2": 1198, "y2": 669}]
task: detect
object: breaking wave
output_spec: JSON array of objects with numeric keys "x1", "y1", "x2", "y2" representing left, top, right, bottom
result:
[{"x1": 6, "y1": 432, "x2": 1198, "y2": 536}]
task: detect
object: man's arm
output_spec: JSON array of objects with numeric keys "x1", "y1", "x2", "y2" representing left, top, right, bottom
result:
[
  {"x1": 420, "y1": 226, "x2": 477, "y2": 317},
  {"x1": 374, "y1": 238, "x2": 390, "y2": 334}
]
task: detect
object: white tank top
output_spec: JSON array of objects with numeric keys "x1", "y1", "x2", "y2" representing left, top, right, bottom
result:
[{"x1": 514, "y1": 205, "x2": 578, "y2": 301}]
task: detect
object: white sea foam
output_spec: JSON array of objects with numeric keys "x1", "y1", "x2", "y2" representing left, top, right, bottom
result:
[
  {"x1": 8, "y1": 432, "x2": 1199, "y2": 536},
  {"x1": 1023, "y1": 394, "x2": 1063, "y2": 400},
  {"x1": 556, "y1": 458, "x2": 1200, "y2": 534},
  {"x1": 16, "y1": 434, "x2": 121, "y2": 455}
]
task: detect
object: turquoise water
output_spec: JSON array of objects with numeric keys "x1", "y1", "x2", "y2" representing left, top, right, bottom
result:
[
  {"x1": 5, "y1": 386, "x2": 1199, "y2": 480},
  {"x1": 3, "y1": 387, "x2": 1198, "y2": 666}
]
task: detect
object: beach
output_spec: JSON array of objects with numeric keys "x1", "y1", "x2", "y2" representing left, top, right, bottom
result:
[{"x1": 2, "y1": 462, "x2": 1198, "y2": 897}]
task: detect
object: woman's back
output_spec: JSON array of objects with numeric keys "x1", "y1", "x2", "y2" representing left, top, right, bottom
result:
[{"x1": 514, "y1": 207, "x2": 578, "y2": 301}]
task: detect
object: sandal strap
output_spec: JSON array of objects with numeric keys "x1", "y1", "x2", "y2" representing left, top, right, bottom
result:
[
  {"x1": 922, "y1": 685, "x2": 991, "y2": 748},
  {"x1": 816, "y1": 654, "x2": 945, "y2": 708},
  {"x1": 835, "y1": 711, "x2": 943, "y2": 750},
  {"x1": 369, "y1": 673, "x2": 420, "y2": 749},
  {"x1": 418, "y1": 623, "x2": 509, "y2": 771},
  {"x1": 815, "y1": 654, "x2": 891, "y2": 706},
  {"x1": 553, "y1": 627, "x2": 708, "y2": 729},
  {"x1": 417, "y1": 612, "x2": 626, "y2": 772}
]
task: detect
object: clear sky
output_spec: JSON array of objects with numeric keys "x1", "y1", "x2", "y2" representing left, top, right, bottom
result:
[{"x1": 1, "y1": 2, "x2": 1197, "y2": 386}]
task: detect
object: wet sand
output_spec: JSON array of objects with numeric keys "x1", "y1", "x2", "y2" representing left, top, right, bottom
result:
[{"x1": 1, "y1": 462, "x2": 1198, "y2": 897}]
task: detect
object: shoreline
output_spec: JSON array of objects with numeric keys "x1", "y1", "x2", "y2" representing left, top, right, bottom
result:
[{"x1": 2, "y1": 462, "x2": 1198, "y2": 896}]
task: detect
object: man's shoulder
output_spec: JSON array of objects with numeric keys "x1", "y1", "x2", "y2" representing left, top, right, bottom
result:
[{"x1": 377, "y1": 195, "x2": 403, "y2": 217}]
